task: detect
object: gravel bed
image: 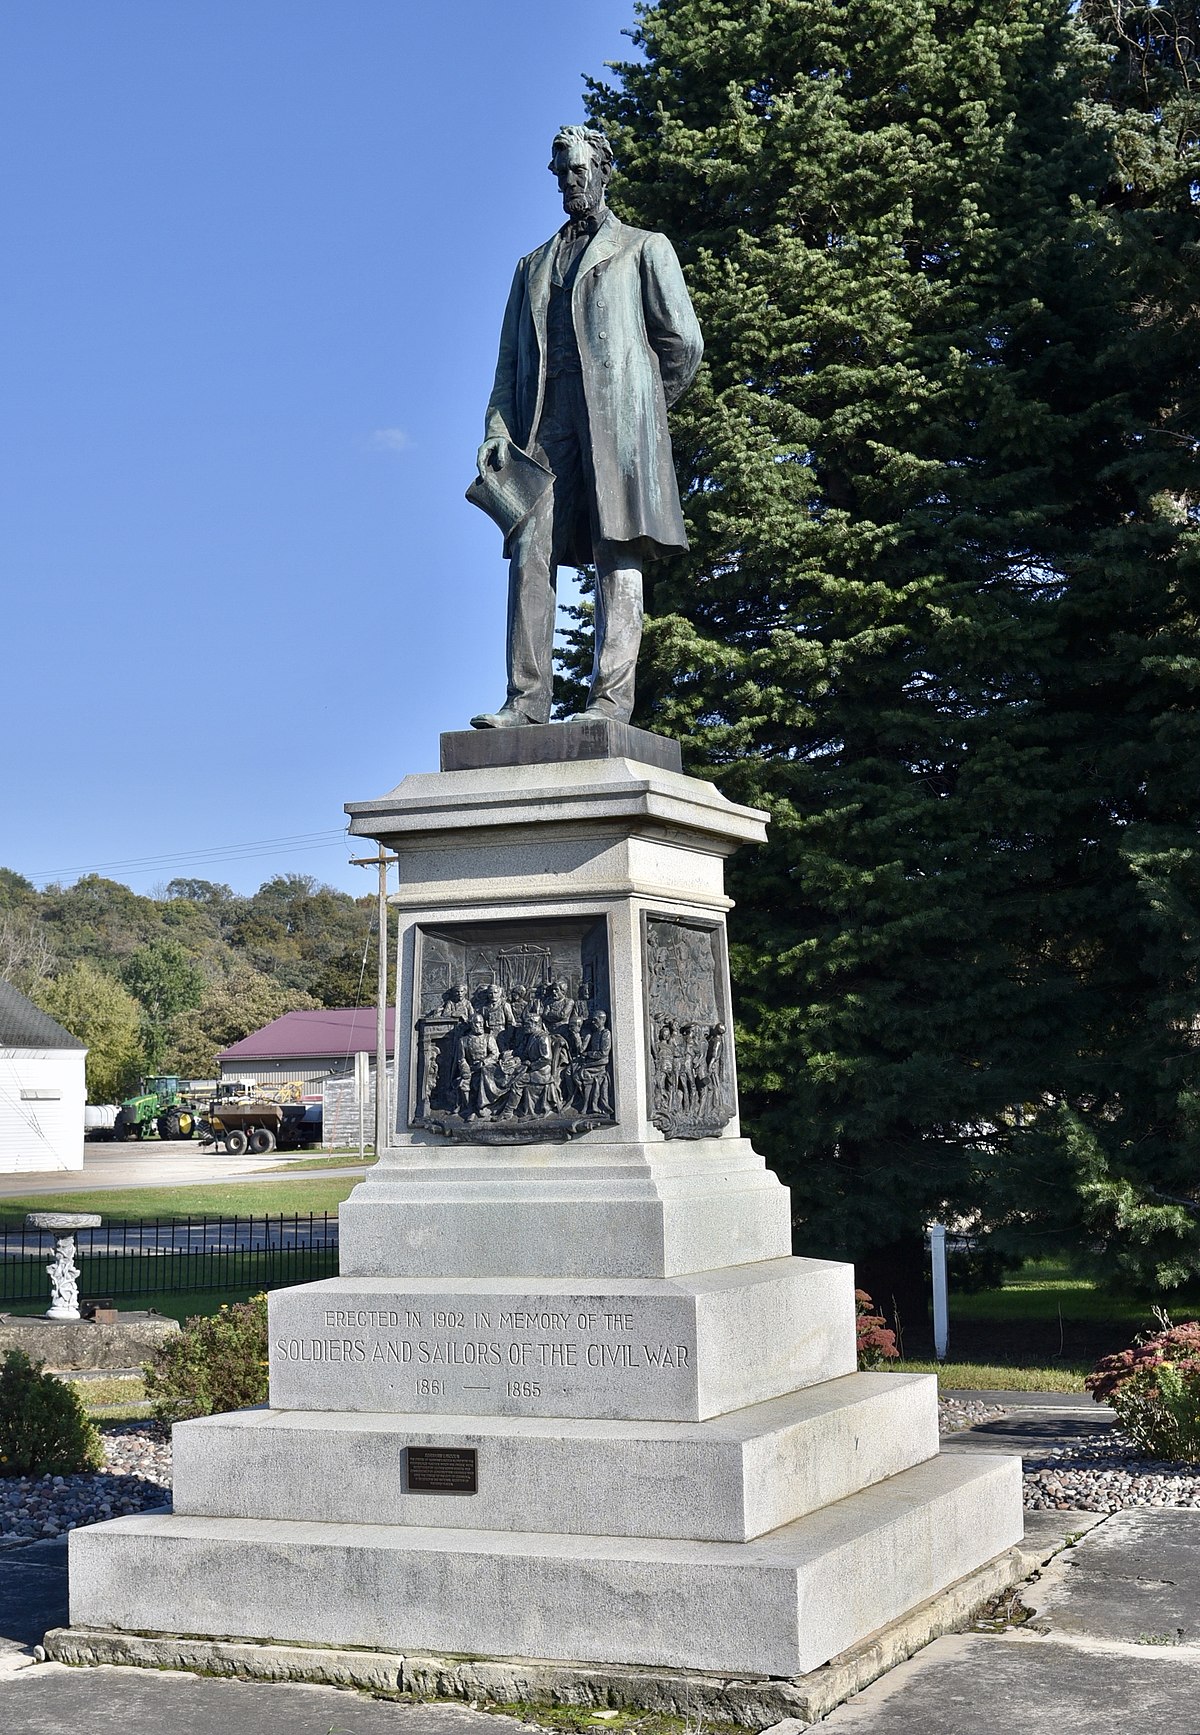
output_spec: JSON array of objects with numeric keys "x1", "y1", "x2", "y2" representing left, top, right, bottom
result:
[
  {"x1": 1023, "y1": 1430, "x2": 1200, "y2": 1512},
  {"x1": 939, "y1": 1397, "x2": 1008, "y2": 1432},
  {"x1": 0, "y1": 1422, "x2": 171, "y2": 1544}
]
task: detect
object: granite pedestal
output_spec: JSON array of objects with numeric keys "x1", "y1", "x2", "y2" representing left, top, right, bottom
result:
[{"x1": 68, "y1": 725, "x2": 1022, "y2": 1681}]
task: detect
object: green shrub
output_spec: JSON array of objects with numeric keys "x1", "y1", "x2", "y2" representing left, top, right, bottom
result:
[
  {"x1": 143, "y1": 1292, "x2": 269, "y2": 1423},
  {"x1": 0, "y1": 1348, "x2": 103, "y2": 1476},
  {"x1": 1087, "y1": 1317, "x2": 1200, "y2": 1461}
]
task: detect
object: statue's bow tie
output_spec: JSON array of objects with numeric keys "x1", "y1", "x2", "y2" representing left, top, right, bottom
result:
[{"x1": 566, "y1": 214, "x2": 601, "y2": 239}]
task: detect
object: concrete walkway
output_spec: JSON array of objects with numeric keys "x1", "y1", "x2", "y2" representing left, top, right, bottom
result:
[
  {"x1": 0, "y1": 1144, "x2": 373, "y2": 1198},
  {"x1": 1, "y1": 1664, "x2": 520, "y2": 1733},
  {"x1": 821, "y1": 1509, "x2": 1200, "y2": 1731}
]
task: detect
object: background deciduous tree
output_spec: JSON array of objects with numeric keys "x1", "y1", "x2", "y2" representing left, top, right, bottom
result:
[
  {"x1": 122, "y1": 939, "x2": 205, "y2": 1072},
  {"x1": 0, "y1": 871, "x2": 382, "y2": 1087},
  {"x1": 166, "y1": 965, "x2": 320, "y2": 1081},
  {"x1": 0, "y1": 909, "x2": 57, "y2": 1001},
  {"x1": 34, "y1": 961, "x2": 144, "y2": 1103}
]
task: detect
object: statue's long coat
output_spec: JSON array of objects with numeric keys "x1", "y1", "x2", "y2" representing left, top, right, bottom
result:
[{"x1": 484, "y1": 210, "x2": 703, "y2": 564}]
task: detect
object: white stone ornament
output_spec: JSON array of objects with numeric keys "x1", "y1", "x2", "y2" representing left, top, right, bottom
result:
[{"x1": 25, "y1": 1211, "x2": 102, "y2": 1321}]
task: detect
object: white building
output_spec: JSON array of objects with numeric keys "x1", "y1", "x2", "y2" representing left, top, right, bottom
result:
[{"x1": 0, "y1": 977, "x2": 86, "y2": 1173}]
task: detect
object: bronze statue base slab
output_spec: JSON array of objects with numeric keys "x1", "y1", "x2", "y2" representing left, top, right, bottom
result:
[{"x1": 440, "y1": 718, "x2": 682, "y2": 775}]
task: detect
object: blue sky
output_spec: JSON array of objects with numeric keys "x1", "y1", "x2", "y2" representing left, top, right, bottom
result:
[{"x1": 0, "y1": 2, "x2": 640, "y2": 898}]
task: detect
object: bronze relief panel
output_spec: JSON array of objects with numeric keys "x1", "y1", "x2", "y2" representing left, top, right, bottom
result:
[{"x1": 412, "y1": 916, "x2": 614, "y2": 1143}]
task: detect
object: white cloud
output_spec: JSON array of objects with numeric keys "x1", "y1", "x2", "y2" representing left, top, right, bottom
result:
[{"x1": 370, "y1": 427, "x2": 412, "y2": 455}]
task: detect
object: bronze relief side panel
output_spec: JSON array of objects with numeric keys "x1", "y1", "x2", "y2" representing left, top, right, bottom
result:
[{"x1": 643, "y1": 914, "x2": 734, "y2": 1139}]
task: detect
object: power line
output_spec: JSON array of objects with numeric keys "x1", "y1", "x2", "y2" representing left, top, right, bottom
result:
[
  {"x1": 26, "y1": 829, "x2": 351, "y2": 888},
  {"x1": 29, "y1": 828, "x2": 347, "y2": 877}
]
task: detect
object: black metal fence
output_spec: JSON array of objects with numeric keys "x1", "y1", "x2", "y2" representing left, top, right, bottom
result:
[{"x1": 0, "y1": 1214, "x2": 339, "y2": 1304}]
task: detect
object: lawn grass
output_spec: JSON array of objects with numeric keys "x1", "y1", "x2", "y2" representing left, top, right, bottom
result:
[
  {"x1": 904, "y1": 1255, "x2": 1200, "y2": 1373},
  {"x1": 900, "y1": 1359, "x2": 1089, "y2": 1392},
  {"x1": 0, "y1": 1175, "x2": 355, "y2": 1318},
  {"x1": 0, "y1": 1175, "x2": 367, "y2": 1222},
  {"x1": 63, "y1": 1374, "x2": 150, "y2": 1414},
  {"x1": 249, "y1": 1153, "x2": 376, "y2": 1173},
  {"x1": 951, "y1": 1262, "x2": 1200, "y2": 1328}
]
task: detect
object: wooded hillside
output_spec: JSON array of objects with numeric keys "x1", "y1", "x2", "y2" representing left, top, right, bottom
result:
[{"x1": 0, "y1": 868, "x2": 385, "y2": 1098}]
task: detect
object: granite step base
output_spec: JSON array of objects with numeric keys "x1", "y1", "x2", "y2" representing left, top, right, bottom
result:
[
  {"x1": 172, "y1": 1371, "x2": 940, "y2": 1542},
  {"x1": 68, "y1": 1450, "x2": 1022, "y2": 1677}
]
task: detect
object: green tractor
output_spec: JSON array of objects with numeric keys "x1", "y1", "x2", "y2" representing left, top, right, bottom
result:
[{"x1": 112, "y1": 1076, "x2": 198, "y2": 1142}]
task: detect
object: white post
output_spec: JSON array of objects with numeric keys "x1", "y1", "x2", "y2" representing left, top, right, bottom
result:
[
  {"x1": 354, "y1": 1048, "x2": 369, "y2": 1161},
  {"x1": 930, "y1": 1222, "x2": 949, "y2": 1362},
  {"x1": 350, "y1": 848, "x2": 395, "y2": 1159},
  {"x1": 375, "y1": 852, "x2": 389, "y2": 1155}
]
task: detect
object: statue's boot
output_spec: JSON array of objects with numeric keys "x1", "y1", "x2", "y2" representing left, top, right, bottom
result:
[
  {"x1": 469, "y1": 706, "x2": 543, "y2": 729},
  {"x1": 567, "y1": 705, "x2": 631, "y2": 724}
]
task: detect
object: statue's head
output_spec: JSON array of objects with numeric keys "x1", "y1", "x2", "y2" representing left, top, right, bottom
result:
[
  {"x1": 470, "y1": 1013, "x2": 485, "y2": 1033},
  {"x1": 549, "y1": 124, "x2": 613, "y2": 220},
  {"x1": 592, "y1": 1010, "x2": 607, "y2": 1028}
]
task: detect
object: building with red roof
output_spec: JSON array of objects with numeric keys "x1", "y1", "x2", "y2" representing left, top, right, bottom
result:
[{"x1": 216, "y1": 1008, "x2": 396, "y2": 1089}]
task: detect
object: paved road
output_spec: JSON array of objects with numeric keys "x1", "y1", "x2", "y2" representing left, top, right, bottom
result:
[
  {"x1": 0, "y1": 1144, "x2": 373, "y2": 1199},
  {"x1": 822, "y1": 1508, "x2": 1200, "y2": 1732},
  {"x1": 941, "y1": 1407, "x2": 1116, "y2": 1455},
  {"x1": 0, "y1": 1219, "x2": 341, "y2": 1255}
]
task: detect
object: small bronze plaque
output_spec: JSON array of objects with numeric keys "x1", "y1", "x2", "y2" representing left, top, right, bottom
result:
[{"x1": 406, "y1": 1446, "x2": 477, "y2": 1494}]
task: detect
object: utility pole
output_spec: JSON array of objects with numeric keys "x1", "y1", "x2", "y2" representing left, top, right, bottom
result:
[{"x1": 350, "y1": 849, "x2": 397, "y2": 1155}]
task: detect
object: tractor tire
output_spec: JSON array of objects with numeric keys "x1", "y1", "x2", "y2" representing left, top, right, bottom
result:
[
  {"x1": 225, "y1": 1129, "x2": 249, "y2": 1155},
  {"x1": 157, "y1": 1109, "x2": 182, "y2": 1141},
  {"x1": 248, "y1": 1127, "x2": 276, "y2": 1155},
  {"x1": 112, "y1": 1116, "x2": 131, "y2": 1142},
  {"x1": 177, "y1": 1110, "x2": 195, "y2": 1138}
]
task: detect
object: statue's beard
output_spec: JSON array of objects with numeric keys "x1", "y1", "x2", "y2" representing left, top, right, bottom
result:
[{"x1": 564, "y1": 192, "x2": 598, "y2": 216}]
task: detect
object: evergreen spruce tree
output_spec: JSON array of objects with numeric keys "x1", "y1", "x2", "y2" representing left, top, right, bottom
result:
[{"x1": 577, "y1": 0, "x2": 1200, "y2": 1308}]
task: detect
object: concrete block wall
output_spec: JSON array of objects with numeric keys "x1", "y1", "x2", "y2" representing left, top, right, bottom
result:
[{"x1": 322, "y1": 1062, "x2": 395, "y2": 1151}]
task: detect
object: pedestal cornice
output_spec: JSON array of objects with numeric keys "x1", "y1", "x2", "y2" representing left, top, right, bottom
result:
[{"x1": 346, "y1": 758, "x2": 768, "y2": 858}]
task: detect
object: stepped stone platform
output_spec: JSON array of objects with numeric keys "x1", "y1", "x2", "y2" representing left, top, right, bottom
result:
[{"x1": 66, "y1": 736, "x2": 1022, "y2": 1687}]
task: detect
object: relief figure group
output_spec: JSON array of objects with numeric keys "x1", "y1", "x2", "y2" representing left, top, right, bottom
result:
[
  {"x1": 421, "y1": 975, "x2": 613, "y2": 1128},
  {"x1": 650, "y1": 1017, "x2": 728, "y2": 1133}
]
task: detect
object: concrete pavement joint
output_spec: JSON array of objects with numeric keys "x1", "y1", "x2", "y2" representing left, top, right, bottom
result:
[{"x1": 990, "y1": 1627, "x2": 1200, "y2": 1660}]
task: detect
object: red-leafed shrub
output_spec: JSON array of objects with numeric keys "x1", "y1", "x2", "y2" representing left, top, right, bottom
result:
[
  {"x1": 1087, "y1": 1316, "x2": 1200, "y2": 1462},
  {"x1": 855, "y1": 1289, "x2": 900, "y2": 1369}
]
